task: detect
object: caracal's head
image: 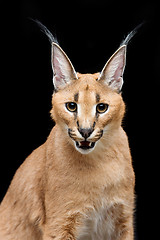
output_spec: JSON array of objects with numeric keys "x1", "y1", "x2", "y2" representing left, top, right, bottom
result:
[{"x1": 51, "y1": 42, "x2": 126, "y2": 154}]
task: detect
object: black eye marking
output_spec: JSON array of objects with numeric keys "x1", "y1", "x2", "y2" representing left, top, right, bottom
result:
[
  {"x1": 96, "y1": 103, "x2": 109, "y2": 114},
  {"x1": 77, "y1": 121, "x2": 79, "y2": 128},
  {"x1": 93, "y1": 121, "x2": 96, "y2": 129},
  {"x1": 66, "y1": 102, "x2": 77, "y2": 112},
  {"x1": 74, "y1": 92, "x2": 79, "y2": 102},
  {"x1": 96, "y1": 93, "x2": 100, "y2": 103}
]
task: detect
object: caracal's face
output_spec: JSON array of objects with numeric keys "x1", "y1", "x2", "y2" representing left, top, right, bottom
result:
[
  {"x1": 50, "y1": 42, "x2": 126, "y2": 154},
  {"x1": 52, "y1": 73, "x2": 125, "y2": 154}
]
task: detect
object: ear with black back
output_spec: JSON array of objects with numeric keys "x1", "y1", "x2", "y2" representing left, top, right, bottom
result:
[
  {"x1": 98, "y1": 23, "x2": 144, "y2": 92},
  {"x1": 33, "y1": 20, "x2": 143, "y2": 93},
  {"x1": 98, "y1": 45, "x2": 126, "y2": 93},
  {"x1": 31, "y1": 19, "x2": 77, "y2": 91},
  {"x1": 51, "y1": 43, "x2": 77, "y2": 91}
]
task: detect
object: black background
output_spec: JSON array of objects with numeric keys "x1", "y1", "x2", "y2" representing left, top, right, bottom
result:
[{"x1": 1, "y1": 0, "x2": 160, "y2": 239}]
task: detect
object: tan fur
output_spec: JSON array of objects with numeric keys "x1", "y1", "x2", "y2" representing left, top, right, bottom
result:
[{"x1": 0, "y1": 68, "x2": 135, "y2": 238}]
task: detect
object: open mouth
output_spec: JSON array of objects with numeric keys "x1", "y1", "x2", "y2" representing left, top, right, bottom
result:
[{"x1": 76, "y1": 141, "x2": 95, "y2": 150}]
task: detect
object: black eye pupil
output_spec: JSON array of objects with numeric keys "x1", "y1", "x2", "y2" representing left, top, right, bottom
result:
[
  {"x1": 69, "y1": 103, "x2": 76, "y2": 109},
  {"x1": 99, "y1": 104, "x2": 105, "y2": 110}
]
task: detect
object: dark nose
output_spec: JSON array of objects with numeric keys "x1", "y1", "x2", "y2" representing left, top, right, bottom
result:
[{"x1": 79, "y1": 128, "x2": 93, "y2": 139}]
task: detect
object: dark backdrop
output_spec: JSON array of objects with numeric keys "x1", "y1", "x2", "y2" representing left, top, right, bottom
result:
[{"x1": 1, "y1": 1, "x2": 159, "y2": 239}]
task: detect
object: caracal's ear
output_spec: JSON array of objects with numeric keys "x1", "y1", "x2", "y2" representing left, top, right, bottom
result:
[
  {"x1": 52, "y1": 43, "x2": 78, "y2": 91},
  {"x1": 98, "y1": 45, "x2": 126, "y2": 93}
]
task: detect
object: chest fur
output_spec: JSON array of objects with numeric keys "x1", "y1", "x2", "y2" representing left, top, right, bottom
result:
[{"x1": 76, "y1": 199, "x2": 124, "y2": 240}]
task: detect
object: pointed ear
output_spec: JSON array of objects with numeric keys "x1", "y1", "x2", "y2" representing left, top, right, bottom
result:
[
  {"x1": 51, "y1": 43, "x2": 77, "y2": 91},
  {"x1": 98, "y1": 45, "x2": 126, "y2": 92}
]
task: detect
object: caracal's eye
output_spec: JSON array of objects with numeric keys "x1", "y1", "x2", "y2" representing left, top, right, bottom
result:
[
  {"x1": 96, "y1": 103, "x2": 109, "y2": 114},
  {"x1": 66, "y1": 102, "x2": 77, "y2": 112}
]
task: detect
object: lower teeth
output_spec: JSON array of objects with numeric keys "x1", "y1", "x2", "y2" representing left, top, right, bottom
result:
[{"x1": 76, "y1": 141, "x2": 95, "y2": 149}]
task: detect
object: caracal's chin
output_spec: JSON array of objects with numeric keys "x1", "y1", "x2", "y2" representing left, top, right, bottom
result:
[{"x1": 73, "y1": 140, "x2": 96, "y2": 154}]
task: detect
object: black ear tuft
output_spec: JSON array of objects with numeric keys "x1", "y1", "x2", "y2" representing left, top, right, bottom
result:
[
  {"x1": 120, "y1": 22, "x2": 145, "y2": 46},
  {"x1": 30, "y1": 19, "x2": 59, "y2": 45}
]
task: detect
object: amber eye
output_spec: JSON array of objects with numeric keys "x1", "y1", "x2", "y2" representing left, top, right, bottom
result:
[
  {"x1": 66, "y1": 102, "x2": 77, "y2": 112},
  {"x1": 96, "y1": 103, "x2": 109, "y2": 114}
]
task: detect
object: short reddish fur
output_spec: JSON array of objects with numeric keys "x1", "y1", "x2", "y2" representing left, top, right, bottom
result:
[{"x1": 0, "y1": 45, "x2": 135, "y2": 240}]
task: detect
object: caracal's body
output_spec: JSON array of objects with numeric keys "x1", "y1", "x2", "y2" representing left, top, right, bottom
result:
[{"x1": 0, "y1": 25, "x2": 135, "y2": 240}]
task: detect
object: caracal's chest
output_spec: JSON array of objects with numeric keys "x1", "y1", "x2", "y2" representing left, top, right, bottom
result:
[{"x1": 77, "y1": 203, "x2": 118, "y2": 240}]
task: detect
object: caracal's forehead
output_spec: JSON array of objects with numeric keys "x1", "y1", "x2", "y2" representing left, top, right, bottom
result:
[
  {"x1": 76, "y1": 73, "x2": 102, "y2": 92},
  {"x1": 55, "y1": 73, "x2": 115, "y2": 104}
]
